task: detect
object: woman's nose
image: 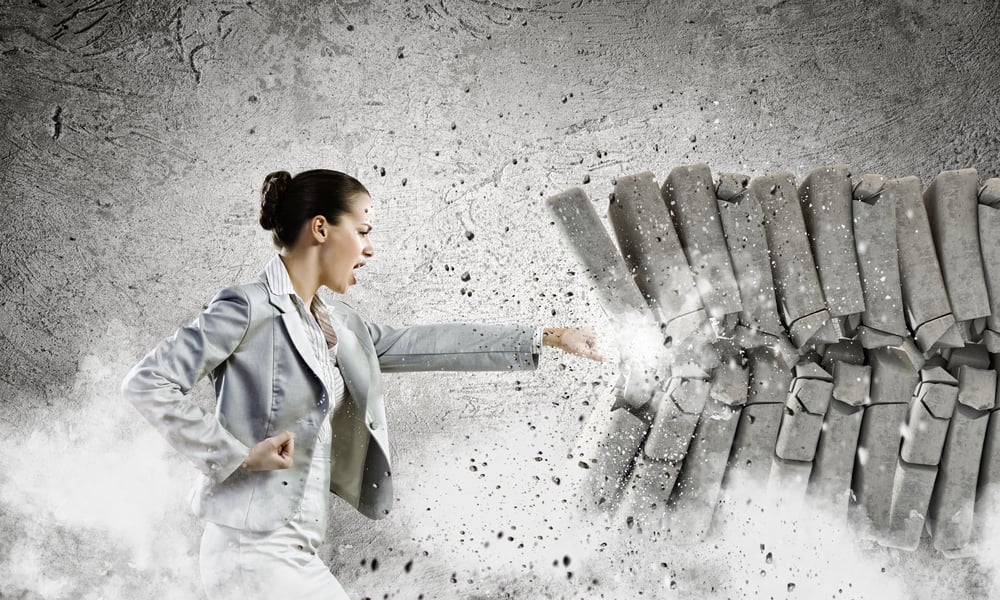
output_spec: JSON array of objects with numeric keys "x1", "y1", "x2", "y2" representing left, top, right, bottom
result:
[{"x1": 364, "y1": 241, "x2": 375, "y2": 257}]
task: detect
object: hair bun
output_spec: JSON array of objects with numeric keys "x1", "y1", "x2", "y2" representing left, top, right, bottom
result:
[{"x1": 259, "y1": 170, "x2": 292, "y2": 231}]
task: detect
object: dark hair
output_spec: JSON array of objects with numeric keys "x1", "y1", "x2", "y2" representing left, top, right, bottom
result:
[{"x1": 259, "y1": 169, "x2": 369, "y2": 248}]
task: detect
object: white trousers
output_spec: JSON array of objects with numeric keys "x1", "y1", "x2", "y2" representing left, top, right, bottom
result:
[{"x1": 199, "y1": 418, "x2": 350, "y2": 600}]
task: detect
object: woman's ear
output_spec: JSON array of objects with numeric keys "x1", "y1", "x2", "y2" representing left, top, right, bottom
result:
[{"x1": 310, "y1": 215, "x2": 328, "y2": 242}]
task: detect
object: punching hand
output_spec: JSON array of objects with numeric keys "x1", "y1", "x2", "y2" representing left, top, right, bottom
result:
[{"x1": 542, "y1": 327, "x2": 604, "y2": 362}]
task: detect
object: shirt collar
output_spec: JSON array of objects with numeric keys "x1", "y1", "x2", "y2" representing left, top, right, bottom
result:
[{"x1": 263, "y1": 254, "x2": 333, "y2": 314}]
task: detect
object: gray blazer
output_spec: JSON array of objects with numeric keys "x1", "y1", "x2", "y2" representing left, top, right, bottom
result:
[{"x1": 122, "y1": 268, "x2": 538, "y2": 531}]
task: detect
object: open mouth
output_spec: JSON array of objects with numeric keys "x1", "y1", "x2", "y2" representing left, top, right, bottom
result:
[{"x1": 351, "y1": 261, "x2": 365, "y2": 284}]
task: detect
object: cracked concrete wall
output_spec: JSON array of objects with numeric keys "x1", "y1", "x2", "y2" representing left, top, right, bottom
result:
[{"x1": 1, "y1": 0, "x2": 999, "y2": 598}]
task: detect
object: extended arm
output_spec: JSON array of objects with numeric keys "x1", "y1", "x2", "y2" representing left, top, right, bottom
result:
[
  {"x1": 365, "y1": 321, "x2": 539, "y2": 373},
  {"x1": 121, "y1": 287, "x2": 253, "y2": 483},
  {"x1": 365, "y1": 321, "x2": 603, "y2": 373}
]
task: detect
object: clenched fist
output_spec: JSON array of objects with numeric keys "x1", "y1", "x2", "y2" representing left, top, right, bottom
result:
[
  {"x1": 542, "y1": 327, "x2": 604, "y2": 362},
  {"x1": 241, "y1": 430, "x2": 295, "y2": 471}
]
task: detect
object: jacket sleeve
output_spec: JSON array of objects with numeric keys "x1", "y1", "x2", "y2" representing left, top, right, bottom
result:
[
  {"x1": 121, "y1": 286, "x2": 253, "y2": 483},
  {"x1": 364, "y1": 321, "x2": 540, "y2": 373}
]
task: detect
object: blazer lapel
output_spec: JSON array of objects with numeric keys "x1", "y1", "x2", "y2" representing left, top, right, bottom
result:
[
  {"x1": 326, "y1": 312, "x2": 370, "y2": 413},
  {"x1": 258, "y1": 272, "x2": 331, "y2": 400}
]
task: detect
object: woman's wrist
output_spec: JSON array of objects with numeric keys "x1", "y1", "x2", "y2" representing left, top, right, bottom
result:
[{"x1": 542, "y1": 327, "x2": 563, "y2": 348}]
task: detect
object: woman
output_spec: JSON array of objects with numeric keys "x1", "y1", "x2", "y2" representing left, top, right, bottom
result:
[{"x1": 121, "y1": 169, "x2": 602, "y2": 599}]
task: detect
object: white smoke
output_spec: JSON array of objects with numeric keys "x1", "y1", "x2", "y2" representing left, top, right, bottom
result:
[{"x1": 0, "y1": 320, "x2": 203, "y2": 599}]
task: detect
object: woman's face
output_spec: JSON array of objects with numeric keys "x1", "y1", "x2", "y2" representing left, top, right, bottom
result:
[{"x1": 320, "y1": 193, "x2": 374, "y2": 293}]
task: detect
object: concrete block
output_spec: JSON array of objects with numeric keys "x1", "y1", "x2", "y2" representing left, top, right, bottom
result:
[
  {"x1": 900, "y1": 370, "x2": 958, "y2": 466},
  {"x1": 948, "y1": 343, "x2": 991, "y2": 370},
  {"x1": 745, "y1": 346, "x2": 794, "y2": 405},
  {"x1": 666, "y1": 396, "x2": 742, "y2": 542},
  {"x1": 982, "y1": 178, "x2": 1000, "y2": 207},
  {"x1": 955, "y1": 364, "x2": 997, "y2": 410},
  {"x1": 857, "y1": 326, "x2": 905, "y2": 349},
  {"x1": 775, "y1": 370, "x2": 834, "y2": 462},
  {"x1": 831, "y1": 362, "x2": 871, "y2": 407},
  {"x1": 983, "y1": 330, "x2": 1000, "y2": 353},
  {"x1": 617, "y1": 452, "x2": 680, "y2": 534},
  {"x1": 977, "y1": 353, "x2": 1000, "y2": 500},
  {"x1": 569, "y1": 399, "x2": 650, "y2": 513},
  {"x1": 726, "y1": 402, "x2": 784, "y2": 486},
  {"x1": 867, "y1": 347, "x2": 921, "y2": 406},
  {"x1": 547, "y1": 187, "x2": 649, "y2": 318},
  {"x1": 924, "y1": 169, "x2": 991, "y2": 322},
  {"x1": 807, "y1": 397, "x2": 865, "y2": 517},
  {"x1": 822, "y1": 339, "x2": 866, "y2": 366},
  {"x1": 853, "y1": 173, "x2": 886, "y2": 202},
  {"x1": 890, "y1": 176, "x2": 960, "y2": 353},
  {"x1": 972, "y1": 353, "x2": 1000, "y2": 547},
  {"x1": 724, "y1": 347, "x2": 791, "y2": 486},
  {"x1": 918, "y1": 314, "x2": 965, "y2": 355},
  {"x1": 799, "y1": 165, "x2": 866, "y2": 317},
  {"x1": 982, "y1": 179, "x2": 1000, "y2": 338},
  {"x1": 708, "y1": 352, "x2": 750, "y2": 406},
  {"x1": 852, "y1": 177, "x2": 908, "y2": 340},
  {"x1": 852, "y1": 349, "x2": 919, "y2": 536},
  {"x1": 643, "y1": 377, "x2": 709, "y2": 462},
  {"x1": 750, "y1": 172, "x2": 831, "y2": 346},
  {"x1": 882, "y1": 461, "x2": 937, "y2": 551},
  {"x1": 662, "y1": 164, "x2": 743, "y2": 320},
  {"x1": 852, "y1": 402, "x2": 911, "y2": 536},
  {"x1": 928, "y1": 403, "x2": 992, "y2": 554},
  {"x1": 767, "y1": 457, "x2": 812, "y2": 502},
  {"x1": 789, "y1": 307, "x2": 838, "y2": 347},
  {"x1": 610, "y1": 172, "x2": 708, "y2": 346},
  {"x1": 547, "y1": 187, "x2": 665, "y2": 409},
  {"x1": 716, "y1": 173, "x2": 785, "y2": 339}
]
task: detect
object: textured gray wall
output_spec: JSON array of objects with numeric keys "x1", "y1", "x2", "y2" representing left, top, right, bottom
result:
[{"x1": 2, "y1": 0, "x2": 999, "y2": 598}]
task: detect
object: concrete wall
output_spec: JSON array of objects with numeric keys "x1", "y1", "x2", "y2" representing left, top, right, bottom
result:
[{"x1": 1, "y1": 0, "x2": 998, "y2": 598}]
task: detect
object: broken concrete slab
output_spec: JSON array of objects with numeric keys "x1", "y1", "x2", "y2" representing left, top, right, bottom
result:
[
  {"x1": 610, "y1": 172, "x2": 709, "y2": 346},
  {"x1": 882, "y1": 461, "x2": 938, "y2": 551},
  {"x1": 568, "y1": 397, "x2": 650, "y2": 514},
  {"x1": 980, "y1": 179, "x2": 1000, "y2": 343},
  {"x1": 643, "y1": 378, "x2": 710, "y2": 462},
  {"x1": 831, "y1": 361, "x2": 871, "y2": 407},
  {"x1": 665, "y1": 395, "x2": 743, "y2": 542},
  {"x1": 547, "y1": 187, "x2": 667, "y2": 409},
  {"x1": 775, "y1": 372, "x2": 834, "y2": 462},
  {"x1": 890, "y1": 176, "x2": 961, "y2": 353},
  {"x1": 663, "y1": 164, "x2": 743, "y2": 322},
  {"x1": 852, "y1": 348, "x2": 920, "y2": 537},
  {"x1": 716, "y1": 173, "x2": 785, "y2": 340},
  {"x1": 928, "y1": 402, "x2": 993, "y2": 555},
  {"x1": 924, "y1": 169, "x2": 991, "y2": 323},
  {"x1": 852, "y1": 402, "x2": 911, "y2": 538},
  {"x1": 750, "y1": 172, "x2": 832, "y2": 346},
  {"x1": 852, "y1": 175, "x2": 909, "y2": 343},
  {"x1": 807, "y1": 393, "x2": 866, "y2": 517},
  {"x1": 799, "y1": 165, "x2": 866, "y2": 318},
  {"x1": 616, "y1": 452, "x2": 681, "y2": 536},
  {"x1": 900, "y1": 368, "x2": 958, "y2": 466}
]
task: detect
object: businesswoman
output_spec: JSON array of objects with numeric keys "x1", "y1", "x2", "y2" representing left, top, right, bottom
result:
[{"x1": 122, "y1": 169, "x2": 602, "y2": 599}]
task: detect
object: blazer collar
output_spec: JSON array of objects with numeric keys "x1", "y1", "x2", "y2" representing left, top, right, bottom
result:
[
  {"x1": 259, "y1": 255, "x2": 298, "y2": 314},
  {"x1": 256, "y1": 257, "x2": 369, "y2": 412}
]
